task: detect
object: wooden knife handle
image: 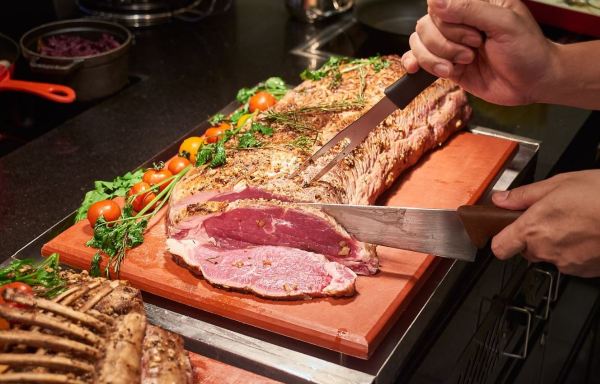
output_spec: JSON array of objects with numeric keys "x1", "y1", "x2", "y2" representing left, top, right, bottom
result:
[{"x1": 457, "y1": 205, "x2": 522, "y2": 249}]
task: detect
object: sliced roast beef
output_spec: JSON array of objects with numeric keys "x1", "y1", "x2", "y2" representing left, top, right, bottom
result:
[
  {"x1": 169, "y1": 199, "x2": 376, "y2": 275},
  {"x1": 168, "y1": 239, "x2": 356, "y2": 299},
  {"x1": 167, "y1": 55, "x2": 471, "y2": 298}
]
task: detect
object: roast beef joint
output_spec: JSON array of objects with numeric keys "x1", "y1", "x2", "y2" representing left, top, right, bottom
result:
[{"x1": 167, "y1": 55, "x2": 471, "y2": 299}]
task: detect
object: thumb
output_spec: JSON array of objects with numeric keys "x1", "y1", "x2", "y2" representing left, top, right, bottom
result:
[
  {"x1": 492, "y1": 178, "x2": 559, "y2": 210},
  {"x1": 428, "y1": 0, "x2": 518, "y2": 38}
]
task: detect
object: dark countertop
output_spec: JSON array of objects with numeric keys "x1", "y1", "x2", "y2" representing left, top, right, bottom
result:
[{"x1": 0, "y1": 0, "x2": 596, "y2": 261}]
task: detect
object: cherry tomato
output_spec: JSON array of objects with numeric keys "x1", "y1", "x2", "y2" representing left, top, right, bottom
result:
[
  {"x1": 205, "y1": 122, "x2": 231, "y2": 144},
  {"x1": 87, "y1": 200, "x2": 121, "y2": 227},
  {"x1": 128, "y1": 182, "x2": 154, "y2": 212},
  {"x1": 236, "y1": 113, "x2": 253, "y2": 128},
  {"x1": 179, "y1": 136, "x2": 205, "y2": 163},
  {"x1": 142, "y1": 191, "x2": 159, "y2": 212},
  {"x1": 0, "y1": 282, "x2": 34, "y2": 308},
  {"x1": 249, "y1": 91, "x2": 276, "y2": 113},
  {"x1": 143, "y1": 168, "x2": 173, "y2": 192},
  {"x1": 168, "y1": 156, "x2": 191, "y2": 175}
]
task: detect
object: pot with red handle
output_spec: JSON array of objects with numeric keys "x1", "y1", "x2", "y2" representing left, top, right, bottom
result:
[
  {"x1": 19, "y1": 19, "x2": 133, "y2": 102},
  {"x1": 0, "y1": 33, "x2": 75, "y2": 103}
]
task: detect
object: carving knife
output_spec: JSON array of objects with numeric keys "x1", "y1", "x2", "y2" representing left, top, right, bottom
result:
[
  {"x1": 299, "y1": 204, "x2": 522, "y2": 261},
  {"x1": 293, "y1": 69, "x2": 438, "y2": 184}
]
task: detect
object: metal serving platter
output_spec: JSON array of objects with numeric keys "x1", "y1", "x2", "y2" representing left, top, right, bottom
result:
[{"x1": 5, "y1": 97, "x2": 540, "y2": 383}]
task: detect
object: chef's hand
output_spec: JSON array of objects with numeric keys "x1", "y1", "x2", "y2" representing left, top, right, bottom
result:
[
  {"x1": 401, "y1": 0, "x2": 600, "y2": 109},
  {"x1": 402, "y1": 0, "x2": 554, "y2": 105},
  {"x1": 490, "y1": 170, "x2": 600, "y2": 277}
]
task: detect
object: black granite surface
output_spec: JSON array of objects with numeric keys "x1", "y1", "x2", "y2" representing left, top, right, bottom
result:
[{"x1": 0, "y1": 0, "x2": 595, "y2": 261}]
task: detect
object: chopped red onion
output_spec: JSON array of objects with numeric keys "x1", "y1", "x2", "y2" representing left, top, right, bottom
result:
[{"x1": 39, "y1": 33, "x2": 121, "y2": 57}]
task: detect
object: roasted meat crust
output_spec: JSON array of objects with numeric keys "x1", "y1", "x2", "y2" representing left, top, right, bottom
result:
[
  {"x1": 169, "y1": 55, "x2": 470, "y2": 212},
  {"x1": 142, "y1": 325, "x2": 193, "y2": 384},
  {"x1": 0, "y1": 271, "x2": 192, "y2": 384}
]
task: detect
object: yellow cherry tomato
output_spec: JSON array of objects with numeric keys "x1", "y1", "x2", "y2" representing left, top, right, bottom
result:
[
  {"x1": 179, "y1": 136, "x2": 205, "y2": 163},
  {"x1": 236, "y1": 113, "x2": 253, "y2": 128}
]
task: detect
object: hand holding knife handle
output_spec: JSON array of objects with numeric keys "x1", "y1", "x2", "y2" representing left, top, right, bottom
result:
[
  {"x1": 457, "y1": 205, "x2": 522, "y2": 249},
  {"x1": 384, "y1": 70, "x2": 437, "y2": 109}
]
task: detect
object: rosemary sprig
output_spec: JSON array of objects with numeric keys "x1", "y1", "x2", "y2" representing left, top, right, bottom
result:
[
  {"x1": 300, "y1": 55, "x2": 389, "y2": 89},
  {"x1": 290, "y1": 135, "x2": 314, "y2": 152},
  {"x1": 260, "y1": 99, "x2": 365, "y2": 133}
]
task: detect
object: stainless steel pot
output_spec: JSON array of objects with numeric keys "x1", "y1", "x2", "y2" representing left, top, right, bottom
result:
[{"x1": 20, "y1": 19, "x2": 133, "y2": 102}]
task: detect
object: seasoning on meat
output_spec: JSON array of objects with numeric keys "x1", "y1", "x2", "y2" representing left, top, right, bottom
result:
[
  {"x1": 0, "y1": 270, "x2": 192, "y2": 384},
  {"x1": 167, "y1": 55, "x2": 471, "y2": 299}
]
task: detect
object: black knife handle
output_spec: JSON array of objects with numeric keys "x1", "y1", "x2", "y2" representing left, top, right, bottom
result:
[{"x1": 384, "y1": 70, "x2": 438, "y2": 109}]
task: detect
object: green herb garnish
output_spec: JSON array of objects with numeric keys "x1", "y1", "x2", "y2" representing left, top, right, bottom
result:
[
  {"x1": 300, "y1": 55, "x2": 389, "y2": 89},
  {"x1": 75, "y1": 169, "x2": 144, "y2": 222},
  {"x1": 0, "y1": 253, "x2": 66, "y2": 298},
  {"x1": 86, "y1": 166, "x2": 192, "y2": 278},
  {"x1": 238, "y1": 132, "x2": 261, "y2": 149},
  {"x1": 236, "y1": 77, "x2": 288, "y2": 104},
  {"x1": 208, "y1": 113, "x2": 226, "y2": 125}
]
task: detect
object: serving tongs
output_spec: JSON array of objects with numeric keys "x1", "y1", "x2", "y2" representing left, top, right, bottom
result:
[{"x1": 291, "y1": 70, "x2": 437, "y2": 184}]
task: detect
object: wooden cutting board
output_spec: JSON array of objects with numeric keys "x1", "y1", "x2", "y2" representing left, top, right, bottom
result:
[{"x1": 42, "y1": 131, "x2": 518, "y2": 359}]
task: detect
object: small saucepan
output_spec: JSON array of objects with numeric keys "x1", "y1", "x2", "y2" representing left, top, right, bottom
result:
[{"x1": 0, "y1": 33, "x2": 76, "y2": 103}]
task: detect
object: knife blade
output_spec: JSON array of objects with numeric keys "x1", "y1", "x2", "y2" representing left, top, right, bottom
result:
[
  {"x1": 293, "y1": 70, "x2": 438, "y2": 184},
  {"x1": 299, "y1": 203, "x2": 522, "y2": 261}
]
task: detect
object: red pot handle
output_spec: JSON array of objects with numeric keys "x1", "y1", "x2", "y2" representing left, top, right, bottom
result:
[{"x1": 0, "y1": 78, "x2": 76, "y2": 103}]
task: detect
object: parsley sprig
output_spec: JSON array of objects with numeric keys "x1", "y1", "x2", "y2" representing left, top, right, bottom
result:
[
  {"x1": 0, "y1": 253, "x2": 66, "y2": 298},
  {"x1": 75, "y1": 169, "x2": 144, "y2": 222},
  {"x1": 87, "y1": 166, "x2": 192, "y2": 278}
]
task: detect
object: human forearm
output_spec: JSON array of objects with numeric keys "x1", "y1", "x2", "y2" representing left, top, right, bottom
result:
[{"x1": 539, "y1": 41, "x2": 600, "y2": 109}]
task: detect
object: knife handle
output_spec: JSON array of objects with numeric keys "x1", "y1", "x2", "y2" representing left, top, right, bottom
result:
[
  {"x1": 457, "y1": 205, "x2": 522, "y2": 249},
  {"x1": 384, "y1": 70, "x2": 438, "y2": 109}
]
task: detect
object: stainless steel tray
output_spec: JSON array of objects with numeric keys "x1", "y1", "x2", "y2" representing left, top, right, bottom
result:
[{"x1": 5, "y1": 105, "x2": 540, "y2": 383}]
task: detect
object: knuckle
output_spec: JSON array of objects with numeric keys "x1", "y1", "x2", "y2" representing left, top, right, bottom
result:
[{"x1": 415, "y1": 16, "x2": 427, "y2": 34}]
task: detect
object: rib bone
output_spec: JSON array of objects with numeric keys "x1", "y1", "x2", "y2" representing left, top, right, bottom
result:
[
  {"x1": 3, "y1": 290, "x2": 106, "y2": 332},
  {"x1": 0, "y1": 306, "x2": 100, "y2": 345},
  {"x1": 0, "y1": 330, "x2": 100, "y2": 358},
  {"x1": 86, "y1": 309, "x2": 114, "y2": 325},
  {"x1": 52, "y1": 285, "x2": 81, "y2": 303},
  {"x1": 79, "y1": 281, "x2": 118, "y2": 312},
  {"x1": 61, "y1": 281, "x2": 101, "y2": 307},
  {"x1": 0, "y1": 353, "x2": 93, "y2": 373},
  {"x1": 0, "y1": 372, "x2": 86, "y2": 384}
]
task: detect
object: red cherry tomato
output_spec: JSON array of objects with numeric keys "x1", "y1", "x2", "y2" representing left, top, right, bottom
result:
[
  {"x1": 205, "y1": 123, "x2": 231, "y2": 144},
  {"x1": 142, "y1": 191, "x2": 159, "y2": 212},
  {"x1": 249, "y1": 91, "x2": 276, "y2": 113},
  {"x1": 0, "y1": 282, "x2": 34, "y2": 308},
  {"x1": 87, "y1": 200, "x2": 122, "y2": 227},
  {"x1": 128, "y1": 182, "x2": 153, "y2": 212},
  {"x1": 167, "y1": 156, "x2": 191, "y2": 175},
  {"x1": 142, "y1": 168, "x2": 173, "y2": 192}
]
